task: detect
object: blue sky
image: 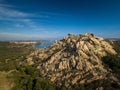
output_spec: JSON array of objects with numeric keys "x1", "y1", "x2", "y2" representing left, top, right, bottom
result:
[{"x1": 0, "y1": 0, "x2": 120, "y2": 40}]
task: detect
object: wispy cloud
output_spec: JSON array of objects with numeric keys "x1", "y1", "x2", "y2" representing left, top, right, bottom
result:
[
  {"x1": 0, "y1": 3, "x2": 68, "y2": 40},
  {"x1": 0, "y1": 7, "x2": 28, "y2": 18},
  {"x1": 15, "y1": 23, "x2": 24, "y2": 28},
  {"x1": 0, "y1": 3, "x2": 49, "y2": 30},
  {"x1": 39, "y1": 11, "x2": 72, "y2": 17},
  {"x1": 0, "y1": 31, "x2": 61, "y2": 40},
  {"x1": 0, "y1": 3, "x2": 49, "y2": 18},
  {"x1": 0, "y1": 32, "x2": 41, "y2": 40}
]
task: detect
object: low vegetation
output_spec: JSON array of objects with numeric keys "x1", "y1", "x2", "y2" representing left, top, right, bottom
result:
[
  {"x1": 0, "y1": 41, "x2": 55, "y2": 90},
  {"x1": 0, "y1": 40, "x2": 120, "y2": 90},
  {"x1": 0, "y1": 42, "x2": 33, "y2": 71},
  {"x1": 103, "y1": 41, "x2": 120, "y2": 75},
  {"x1": 102, "y1": 54, "x2": 120, "y2": 77},
  {"x1": 12, "y1": 65, "x2": 55, "y2": 90}
]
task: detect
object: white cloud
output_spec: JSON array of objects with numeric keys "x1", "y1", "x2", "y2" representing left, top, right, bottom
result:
[
  {"x1": 40, "y1": 11, "x2": 72, "y2": 17},
  {"x1": 0, "y1": 9, "x2": 36, "y2": 30},
  {"x1": 0, "y1": 32, "x2": 41, "y2": 40},
  {"x1": 0, "y1": 32, "x2": 61, "y2": 40},
  {"x1": 0, "y1": 3, "x2": 64, "y2": 40},
  {"x1": 15, "y1": 24, "x2": 24, "y2": 28},
  {"x1": 0, "y1": 6, "x2": 28, "y2": 18},
  {"x1": 0, "y1": 3, "x2": 49, "y2": 30},
  {"x1": 0, "y1": 4, "x2": 49, "y2": 19}
]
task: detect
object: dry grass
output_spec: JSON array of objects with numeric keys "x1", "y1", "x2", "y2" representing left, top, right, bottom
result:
[{"x1": 0, "y1": 71, "x2": 14, "y2": 90}]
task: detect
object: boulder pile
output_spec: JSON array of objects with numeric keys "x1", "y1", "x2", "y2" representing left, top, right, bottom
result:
[{"x1": 27, "y1": 33, "x2": 117, "y2": 89}]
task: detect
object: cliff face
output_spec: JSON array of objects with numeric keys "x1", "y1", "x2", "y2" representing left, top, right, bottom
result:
[{"x1": 27, "y1": 33, "x2": 117, "y2": 88}]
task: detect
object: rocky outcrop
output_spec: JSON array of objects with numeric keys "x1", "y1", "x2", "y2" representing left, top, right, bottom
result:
[{"x1": 27, "y1": 33, "x2": 117, "y2": 89}]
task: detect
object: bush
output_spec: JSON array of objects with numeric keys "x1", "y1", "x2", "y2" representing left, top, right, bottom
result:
[
  {"x1": 102, "y1": 54, "x2": 120, "y2": 74},
  {"x1": 12, "y1": 65, "x2": 55, "y2": 90}
]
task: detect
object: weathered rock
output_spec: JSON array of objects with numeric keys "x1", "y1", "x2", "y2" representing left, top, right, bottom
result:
[{"x1": 26, "y1": 33, "x2": 117, "y2": 88}]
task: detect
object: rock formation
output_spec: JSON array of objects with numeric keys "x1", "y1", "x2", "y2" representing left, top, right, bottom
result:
[{"x1": 27, "y1": 33, "x2": 118, "y2": 89}]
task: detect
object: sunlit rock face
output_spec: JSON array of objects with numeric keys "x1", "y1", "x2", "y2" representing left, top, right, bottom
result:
[{"x1": 27, "y1": 33, "x2": 117, "y2": 88}]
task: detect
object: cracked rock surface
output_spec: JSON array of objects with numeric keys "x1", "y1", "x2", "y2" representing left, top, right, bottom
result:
[{"x1": 27, "y1": 33, "x2": 117, "y2": 88}]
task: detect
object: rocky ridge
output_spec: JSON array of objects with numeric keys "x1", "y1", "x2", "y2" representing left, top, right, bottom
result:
[{"x1": 27, "y1": 33, "x2": 117, "y2": 89}]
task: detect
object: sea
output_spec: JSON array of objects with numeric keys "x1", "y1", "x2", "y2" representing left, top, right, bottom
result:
[{"x1": 35, "y1": 41, "x2": 54, "y2": 48}]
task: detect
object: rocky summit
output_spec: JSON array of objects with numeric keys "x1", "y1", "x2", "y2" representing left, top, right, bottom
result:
[{"x1": 27, "y1": 33, "x2": 118, "y2": 89}]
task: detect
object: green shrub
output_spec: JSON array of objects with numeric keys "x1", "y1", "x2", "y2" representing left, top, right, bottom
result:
[
  {"x1": 12, "y1": 65, "x2": 55, "y2": 90},
  {"x1": 102, "y1": 54, "x2": 120, "y2": 74}
]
